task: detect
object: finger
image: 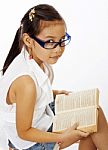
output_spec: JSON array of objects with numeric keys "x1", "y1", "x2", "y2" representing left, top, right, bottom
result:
[
  {"x1": 65, "y1": 91, "x2": 72, "y2": 95},
  {"x1": 79, "y1": 131, "x2": 90, "y2": 137},
  {"x1": 57, "y1": 90, "x2": 66, "y2": 94},
  {"x1": 59, "y1": 90, "x2": 72, "y2": 95},
  {"x1": 71, "y1": 122, "x2": 79, "y2": 130}
]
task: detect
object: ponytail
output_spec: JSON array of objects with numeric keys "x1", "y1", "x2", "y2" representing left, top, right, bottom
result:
[
  {"x1": 2, "y1": 4, "x2": 64, "y2": 75},
  {"x1": 2, "y1": 27, "x2": 23, "y2": 75}
]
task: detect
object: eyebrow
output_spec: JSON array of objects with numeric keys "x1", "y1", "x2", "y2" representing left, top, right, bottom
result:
[{"x1": 44, "y1": 34, "x2": 66, "y2": 39}]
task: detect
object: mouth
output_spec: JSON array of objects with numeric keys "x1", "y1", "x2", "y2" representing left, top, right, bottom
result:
[
  {"x1": 50, "y1": 56, "x2": 60, "y2": 61},
  {"x1": 50, "y1": 55, "x2": 61, "y2": 59}
]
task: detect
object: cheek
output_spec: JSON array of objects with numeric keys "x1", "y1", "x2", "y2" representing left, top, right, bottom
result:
[
  {"x1": 58, "y1": 47, "x2": 65, "y2": 57},
  {"x1": 61, "y1": 47, "x2": 65, "y2": 53},
  {"x1": 41, "y1": 53, "x2": 51, "y2": 61},
  {"x1": 36, "y1": 49, "x2": 51, "y2": 61}
]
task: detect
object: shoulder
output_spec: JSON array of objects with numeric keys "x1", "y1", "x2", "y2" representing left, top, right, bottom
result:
[
  {"x1": 7, "y1": 75, "x2": 36, "y2": 104},
  {"x1": 13, "y1": 75, "x2": 36, "y2": 96},
  {"x1": 15, "y1": 75, "x2": 35, "y2": 85}
]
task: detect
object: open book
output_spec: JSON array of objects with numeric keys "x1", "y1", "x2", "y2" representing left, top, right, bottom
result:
[{"x1": 53, "y1": 88, "x2": 99, "y2": 133}]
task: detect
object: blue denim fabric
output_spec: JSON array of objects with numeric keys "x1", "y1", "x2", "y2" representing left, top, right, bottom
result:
[
  {"x1": 8, "y1": 102, "x2": 56, "y2": 150},
  {"x1": 8, "y1": 140, "x2": 55, "y2": 150}
]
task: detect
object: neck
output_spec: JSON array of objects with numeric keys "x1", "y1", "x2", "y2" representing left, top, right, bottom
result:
[{"x1": 26, "y1": 47, "x2": 45, "y2": 71}]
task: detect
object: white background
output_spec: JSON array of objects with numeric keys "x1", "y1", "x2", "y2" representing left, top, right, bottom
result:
[{"x1": 0, "y1": 0, "x2": 108, "y2": 149}]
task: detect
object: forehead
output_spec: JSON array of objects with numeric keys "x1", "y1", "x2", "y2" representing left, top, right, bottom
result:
[
  {"x1": 38, "y1": 20, "x2": 66, "y2": 37},
  {"x1": 39, "y1": 20, "x2": 66, "y2": 29}
]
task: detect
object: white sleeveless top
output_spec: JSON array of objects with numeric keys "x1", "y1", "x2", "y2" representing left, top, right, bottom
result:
[{"x1": 0, "y1": 48, "x2": 54, "y2": 149}]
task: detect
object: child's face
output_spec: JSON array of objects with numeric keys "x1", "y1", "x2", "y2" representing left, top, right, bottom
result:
[{"x1": 31, "y1": 22, "x2": 66, "y2": 65}]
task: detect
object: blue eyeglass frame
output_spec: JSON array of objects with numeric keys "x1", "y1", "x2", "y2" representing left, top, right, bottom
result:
[{"x1": 30, "y1": 32, "x2": 71, "y2": 49}]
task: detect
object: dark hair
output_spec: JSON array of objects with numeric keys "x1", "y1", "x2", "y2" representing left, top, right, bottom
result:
[{"x1": 2, "y1": 4, "x2": 64, "y2": 75}]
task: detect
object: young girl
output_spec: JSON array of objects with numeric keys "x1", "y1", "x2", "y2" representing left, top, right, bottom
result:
[{"x1": 1, "y1": 4, "x2": 108, "y2": 150}]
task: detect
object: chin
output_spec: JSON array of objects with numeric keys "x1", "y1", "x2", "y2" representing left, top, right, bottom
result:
[
  {"x1": 48, "y1": 60, "x2": 58, "y2": 65},
  {"x1": 46, "y1": 57, "x2": 60, "y2": 64},
  {"x1": 52, "y1": 59, "x2": 59, "y2": 64}
]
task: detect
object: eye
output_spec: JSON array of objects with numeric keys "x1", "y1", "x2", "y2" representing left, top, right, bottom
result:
[
  {"x1": 46, "y1": 39, "x2": 55, "y2": 43},
  {"x1": 60, "y1": 38, "x2": 65, "y2": 42},
  {"x1": 60, "y1": 35, "x2": 68, "y2": 42}
]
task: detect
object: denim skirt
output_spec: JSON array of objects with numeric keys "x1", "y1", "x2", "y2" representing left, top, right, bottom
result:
[{"x1": 8, "y1": 140, "x2": 55, "y2": 150}]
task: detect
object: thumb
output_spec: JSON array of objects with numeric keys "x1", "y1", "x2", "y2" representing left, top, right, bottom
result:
[{"x1": 71, "y1": 122, "x2": 79, "y2": 130}]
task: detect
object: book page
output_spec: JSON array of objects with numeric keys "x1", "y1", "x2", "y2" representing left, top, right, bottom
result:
[{"x1": 53, "y1": 88, "x2": 99, "y2": 132}]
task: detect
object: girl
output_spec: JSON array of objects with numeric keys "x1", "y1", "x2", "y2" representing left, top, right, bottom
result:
[{"x1": 1, "y1": 4, "x2": 108, "y2": 150}]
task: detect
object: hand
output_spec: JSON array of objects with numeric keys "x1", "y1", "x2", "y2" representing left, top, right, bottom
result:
[
  {"x1": 53, "y1": 90, "x2": 71, "y2": 99},
  {"x1": 59, "y1": 123, "x2": 90, "y2": 149}
]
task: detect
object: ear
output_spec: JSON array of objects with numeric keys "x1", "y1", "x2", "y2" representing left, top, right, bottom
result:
[{"x1": 22, "y1": 33, "x2": 33, "y2": 48}]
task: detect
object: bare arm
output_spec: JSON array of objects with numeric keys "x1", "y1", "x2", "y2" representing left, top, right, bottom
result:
[
  {"x1": 13, "y1": 75, "x2": 89, "y2": 148},
  {"x1": 14, "y1": 75, "x2": 61, "y2": 143}
]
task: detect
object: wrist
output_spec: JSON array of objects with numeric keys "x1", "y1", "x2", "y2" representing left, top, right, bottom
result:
[{"x1": 56, "y1": 133, "x2": 63, "y2": 144}]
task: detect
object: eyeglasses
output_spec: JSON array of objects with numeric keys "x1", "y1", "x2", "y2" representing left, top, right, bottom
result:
[{"x1": 30, "y1": 32, "x2": 71, "y2": 49}]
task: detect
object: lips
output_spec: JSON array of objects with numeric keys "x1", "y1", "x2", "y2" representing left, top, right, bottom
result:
[{"x1": 50, "y1": 55, "x2": 61, "y2": 58}]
